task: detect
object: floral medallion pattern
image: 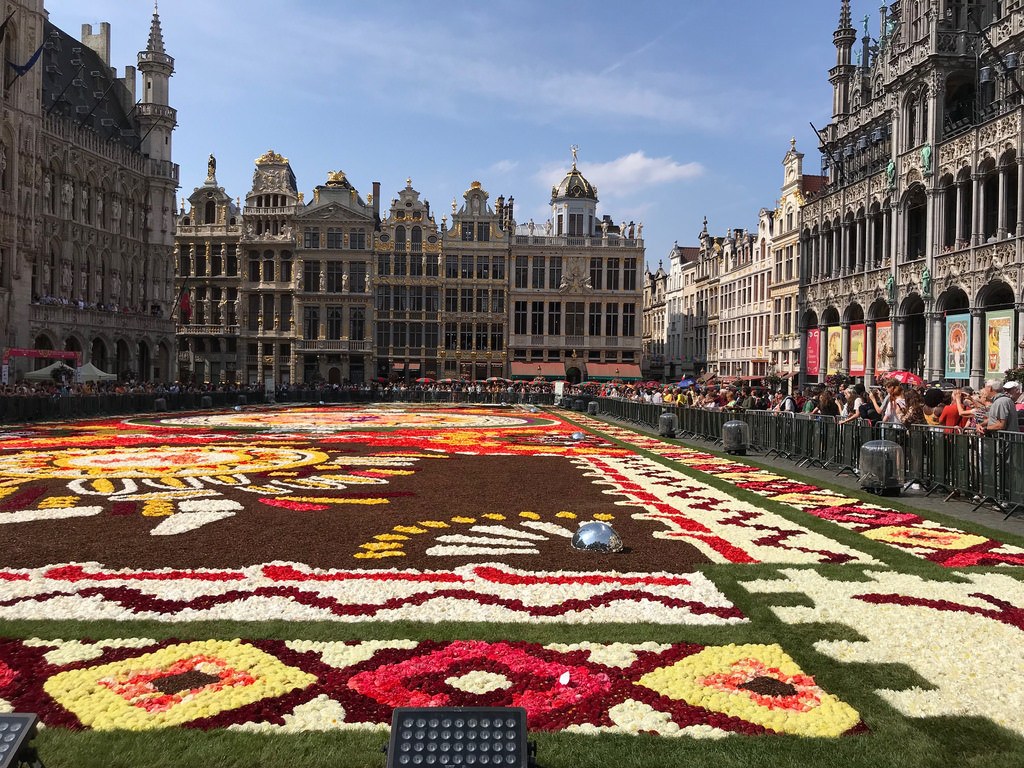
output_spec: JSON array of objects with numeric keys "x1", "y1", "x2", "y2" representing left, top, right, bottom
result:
[{"x1": 0, "y1": 638, "x2": 861, "y2": 737}]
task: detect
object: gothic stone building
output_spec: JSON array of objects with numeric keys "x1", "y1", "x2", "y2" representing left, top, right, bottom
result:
[
  {"x1": 800, "y1": 0, "x2": 1024, "y2": 387},
  {"x1": 1, "y1": 2, "x2": 178, "y2": 382}
]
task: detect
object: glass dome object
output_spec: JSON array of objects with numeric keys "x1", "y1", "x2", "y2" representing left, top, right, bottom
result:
[{"x1": 571, "y1": 521, "x2": 623, "y2": 553}]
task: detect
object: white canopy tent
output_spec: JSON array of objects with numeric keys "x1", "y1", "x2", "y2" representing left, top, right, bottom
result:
[
  {"x1": 76, "y1": 362, "x2": 117, "y2": 382},
  {"x1": 23, "y1": 361, "x2": 76, "y2": 381}
]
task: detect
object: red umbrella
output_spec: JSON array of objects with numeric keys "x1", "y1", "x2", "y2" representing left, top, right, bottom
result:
[
  {"x1": 885, "y1": 370, "x2": 924, "y2": 386},
  {"x1": 415, "y1": 377, "x2": 435, "y2": 384}
]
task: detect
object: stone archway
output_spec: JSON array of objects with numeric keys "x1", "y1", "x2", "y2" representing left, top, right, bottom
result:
[
  {"x1": 566, "y1": 366, "x2": 582, "y2": 385},
  {"x1": 899, "y1": 293, "x2": 926, "y2": 375}
]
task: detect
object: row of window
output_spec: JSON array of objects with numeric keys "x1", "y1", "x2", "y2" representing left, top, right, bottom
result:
[
  {"x1": 179, "y1": 245, "x2": 239, "y2": 278},
  {"x1": 375, "y1": 286, "x2": 441, "y2": 313},
  {"x1": 303, "y1": 228, "x2": 369, "y2": 249},
  {"x1": 300, "y1": 306, "x2": 367, "y2": 340},
  {"x1": 513, "y1": 256, "x2": 637, "y2": 291},
  {"x1": 512, "y1": 301, "x2": 637, "y2": 338},
  {"x1": 376, "y1": 322, "x2": 441, "y2": 351},
  {"x1": 377, "y1": 253, "x2": 441, "y2": 278},
  {"x1": 442, "y1": 254, "x2": 507, "y2": 281},
  {"x1": 442, "y1": 288, "x2": 506, "y2": 315}
]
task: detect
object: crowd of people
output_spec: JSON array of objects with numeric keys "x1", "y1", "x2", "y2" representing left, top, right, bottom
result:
[
  {"x1": 31, "y1": 294, "x2": 161, "y2": 316},
  {"x1": 565, "y1": 377, "x2": 1023, "y2": 435}
]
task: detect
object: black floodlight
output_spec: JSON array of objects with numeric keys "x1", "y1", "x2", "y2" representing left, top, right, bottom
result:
[
  {"x1": 385, "y1": 707, "x2": 534, "y2": 768},
  {"x1": 0, "y1": 713, "x2": 42, "y2": 768}
]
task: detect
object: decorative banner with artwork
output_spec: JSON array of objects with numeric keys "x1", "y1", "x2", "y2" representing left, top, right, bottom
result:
[
  {"x1": 826, "y1": 326, "x2": 842, "y2": 375},
  {"x1": 985, "y1": 309, "x2": 1014, "y2": 378},
  {"x1": 875, "y1": 321, "x2": 893, "y2": 374},
  {"x1": 806, "y1": 328, "x2": 821, "y2": 376},
  {"x1": 850, "y1": 324, "x2": 866, "y2": 376},
  {"x1": 945, "y1": 313, "x2": 971, "y2": 380}
]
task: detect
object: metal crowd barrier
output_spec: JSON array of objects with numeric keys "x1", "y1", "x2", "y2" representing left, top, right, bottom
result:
[{"x1": 586, "y1": 398, "x2": 1019, "y2": 520}]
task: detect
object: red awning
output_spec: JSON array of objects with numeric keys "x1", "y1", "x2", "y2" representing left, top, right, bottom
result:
[
  {"x1": 510, "y1": 362, "x2": 566, "y2": 380},
  {"x1": 584, "y1": 363, "x2": 643, "y2": 381}
]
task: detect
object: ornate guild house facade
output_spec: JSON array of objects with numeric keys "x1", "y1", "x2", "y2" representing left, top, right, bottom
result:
[{"x1": 800, "y1": 0, "x2": 1024, "y2": 387}]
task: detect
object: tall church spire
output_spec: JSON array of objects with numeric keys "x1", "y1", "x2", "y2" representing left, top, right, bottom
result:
[
  {"x1": 838, "y1": 0, "x2": 853, "y2": 32},
  {"x1": 147, "y1": 1, "x2": 165, "y2": 54}
]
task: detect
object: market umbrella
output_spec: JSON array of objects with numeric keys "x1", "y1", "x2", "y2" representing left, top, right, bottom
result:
[
  {"x1": 885, "y1": 370, "x2": 924, "y2": 386},
  {"x1": 437, "y1": 378, "x2": 457, "y2": 384},
  {"x1": 486, "y1": 376, "x2": 511, "y2": 383},
  {"x1": 415, "y1": 377, "x2": 435, "y2": 384}
]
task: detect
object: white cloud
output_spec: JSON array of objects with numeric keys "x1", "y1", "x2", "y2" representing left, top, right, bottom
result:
[
  {"x1": 534, "y1": 151, "x2": 703, "y2": 200},
  {"x1": 488, "y1": 160, "x2": 519, "y2": 174}
]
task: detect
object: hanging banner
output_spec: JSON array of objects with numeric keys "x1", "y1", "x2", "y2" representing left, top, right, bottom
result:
[
  {"x1": 826, "y1": 326, "x2": 842, "y2": 375},
  {"x1": 850, "y1": 324, "x2": 866, "y2": 376},
  {"x1": 945, "y1": 313, "x2": 971, "y2": 380},
  {"x1": 875, "y1": 321, "x2": 893, "y2": 374},
  {"x1": 806, "y1": 328, "x2": 821, "y2": 376},
  {"x1": 986, "y1": 309, "x2": 1014, "y2": 378}
]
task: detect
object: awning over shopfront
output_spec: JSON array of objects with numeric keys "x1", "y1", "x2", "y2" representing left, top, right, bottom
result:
[
  {"x1": 584, "y1": 363, "x2": 643, "y2": 382},
  {"x1": 510, "y1": 362, "x2": 567, "y2": 380}
]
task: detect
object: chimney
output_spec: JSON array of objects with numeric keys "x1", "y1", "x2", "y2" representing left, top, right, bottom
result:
[
  {"x1": 372, "y1": 181, "x2": 381, "y2": 221},
  {"x1": 81, "y1": 22, "x2": 111, "y2": 67}
]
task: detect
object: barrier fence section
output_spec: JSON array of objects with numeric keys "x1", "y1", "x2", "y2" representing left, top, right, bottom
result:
[{"x1": 588, "y1": 398, "x2": 1018, "y2": 519}]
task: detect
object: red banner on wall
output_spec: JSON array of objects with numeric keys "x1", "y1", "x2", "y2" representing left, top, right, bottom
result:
[{"x1": 806, "y1": 328, "x2": 821, "y2": 376}]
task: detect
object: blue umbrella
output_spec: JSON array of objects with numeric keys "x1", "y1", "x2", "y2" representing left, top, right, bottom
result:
[{"x1": 678, "y1": 377, "x2": 696, "y2": 389}]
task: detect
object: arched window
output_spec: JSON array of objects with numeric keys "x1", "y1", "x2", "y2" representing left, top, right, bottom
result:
[
  {"x1": 204, "y1": 200, "x2": 216, "y2": 224},
  {"x1": 395, "y1": 225, "x2": 406, "y2": 252},
  {"x1": 411, "y1": 226, "x2": 422, "y2": 252}
]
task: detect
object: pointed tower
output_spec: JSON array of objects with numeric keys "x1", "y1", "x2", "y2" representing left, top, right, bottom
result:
[
  {"x1": 137, "y1": 1, "x2": 178, "y2": 244},
  {"x1": 829, "y1": 0, "x2": 857, "y2": 117}
]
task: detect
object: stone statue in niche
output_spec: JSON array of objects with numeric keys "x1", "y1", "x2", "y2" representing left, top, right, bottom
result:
[
  {"x1": 111, "y1": 197, "x2": 122, "y2": 223},
  {"x1": 61, "y1": 178, "x2": 73, "y2": 216},
  {"x1": 60, "y1": 260, "x2": 72, "y2": 291},
  {"x1": 43, "y1": 173, "x2": 52, "y2": 213},
  {"x1": 111, "y1": 270, "x2": 121, "y2": 298}
]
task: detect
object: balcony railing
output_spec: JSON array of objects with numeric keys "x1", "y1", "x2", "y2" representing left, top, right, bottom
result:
[{"x1": 294, "y1": 339, "x2": 373, "y2": 353}]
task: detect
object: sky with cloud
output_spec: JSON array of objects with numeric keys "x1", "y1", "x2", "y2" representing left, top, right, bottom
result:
[{"x1": 45, "y1": 0, "x2": 880, "y2": 269}]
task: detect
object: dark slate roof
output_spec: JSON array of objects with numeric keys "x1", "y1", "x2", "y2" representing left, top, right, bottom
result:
[{"x1": 41, "y1": 19, "x2": 140, "y2": 146}]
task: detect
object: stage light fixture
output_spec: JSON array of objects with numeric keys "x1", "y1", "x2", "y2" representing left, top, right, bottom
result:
[
  {"x1": 0, "y1": 714, "x2": 42, "y2": 768},
  {"x1": 385, "y1": 707, "x2": 534, "y2": 768}
]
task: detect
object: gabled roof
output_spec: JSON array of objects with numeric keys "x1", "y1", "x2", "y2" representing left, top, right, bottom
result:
[
  {"x1": 802, "y1": 174, "x2": 828, "y2": 196},
  {"x1": 42, "y1": 20, "x2": 139, "y2": 145}
]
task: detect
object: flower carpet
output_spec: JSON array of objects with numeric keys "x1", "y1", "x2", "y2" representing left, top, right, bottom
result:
[{"x1": 1, "y1": 403, "x2": 1023, "y2": 768}]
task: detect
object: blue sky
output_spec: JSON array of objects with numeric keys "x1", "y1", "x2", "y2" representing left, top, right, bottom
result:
[{"x1": 46, "y1": 1, "x2": 881, "y2": 270}]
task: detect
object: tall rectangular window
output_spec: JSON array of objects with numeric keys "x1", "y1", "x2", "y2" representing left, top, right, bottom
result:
[
  {"x1": 426, "y1": 254, "x2": 439, "y2": 277},
  {"x1": 350, "y1": 261, "x2": 367, "y2": 293},
  {"x1": 568, "y1": 213, "x2": 583, "y2": 236},
  {"x1": 349, "y1": 229, "x2": 366, "y2": 249},
  {"x1": 476, "y1": 289, "x2": 488, "y2": 313},
  {"x1": 303, "y1": 306, "x2": 319, "y2": 339},
  {"x1": 531, "y1": 256, "x2": 546, "y2": 289},
  {"x1": 548, "y1": 301, "x2": 562, "y2": 336},
  {"x1": 461, "y1": 223, "x2": 474, "y2": 241},
  {"x1": 622, "y1": 303, "x2": 636, "y2": 337},
  {"x1": 393, "y1": 253, "x2": 407, "y2": 277},
  {"x1": 349, "y1": 307, "x2": 365, "y2": 339},
  {"x1": 476, "y1": 255, "x2": 489, "y2": 279},
  {"x1": 490, "y1": 324, "x2": 504, "y2": 352},
  {"x1": 376, "y1": 286, "x2": 390, "y2": 312},
  {"x1": 326, "y1": 228, "x2": 343, "y2": 249},
  {"x1": 445, "y1": 289, "x2": 458, "y2": 313},
  {"x1": 492, "y1": 255, "x2": 505, "y2": 281},
  {"x1": 589, "y1": 258, "x2": 603, "y2": 290},
  {"x1": 303, "y1": 261, "x2": 318, "y2": 292},
  {"x1": 588, "y1": 302, "x2": 602, "y2": 336},
  {"x1": 377, "y1": 253, "x2": 390, "y2": 276},
  {"x1": 461, "y1": 255, "x2": 474, "y2": 279},
  {"x1": 605, "y1": 303, "x2": 618, "y2": 336},
  {"x1": 623, "y1": 258, "x2": 637, "y2": 290},
  {"x1": 491, "y1": 291, "x2": 505, "y2": 314},
  {"x1": 445, "y1": 255, "x2": 458, "y2": 279},
  {"x1": 514, "y1": 255, "x2": 528, "y2": 288},
  {"x1": 477, "y1": 222, "x2": 490, "y2": 242},
  {"x1": 426, "y1": 288, "x2": 439, "y2": 313},
  {"x1": 326, "y1": 262, "x2": 344, "y2": 293},
  {"x1": 410, "y1": 254, "x2": 423, "y2": 277},
  {"x1": 566, "y1": 302, "x2": 584, "y2": 336},
  {"x1": 327, "y1": 307, "x2": 344, "y2": 339},
  {"x1": 514, "y1": 301, "x2": 527, "y2": 335},
  {"x1": 445, "y1": 322, "x2": 458, "y2": 350},
  {"x1": 303, "y1": 228, "x2": 320, "y2": 249},
  {"x1": 607, "y1": 258, "x2": 620, "y2": 290},
  {"x1": 549, "y1": 256, "x2": 563, "y2": 288},
  {"x1": 460, "y1": 288, "x2": 473, "y2": 313},
  {"x1": 531, "y1": 301, "x2": 544, "y2": 335}
]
